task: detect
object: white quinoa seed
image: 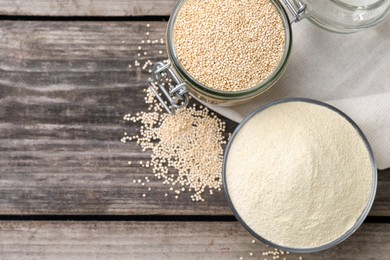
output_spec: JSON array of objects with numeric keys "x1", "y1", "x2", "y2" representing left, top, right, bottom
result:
[
  {"x1": 251, "y1": 247, "x2": 301, "y2": 260},
  {"x1": 174, "y1": 0, "x2": 285, "y2": 92},
  {"x1": 123, "y1": 24, "x2": 227, "y2": 201},
  {"x1": 123, "y1": 86, "x2": 226, "y2": 200}
]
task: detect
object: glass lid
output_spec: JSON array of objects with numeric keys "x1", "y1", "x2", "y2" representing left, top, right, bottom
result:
[{"x1": 291, "y1": 0, "x2": 390, "y2": 33}]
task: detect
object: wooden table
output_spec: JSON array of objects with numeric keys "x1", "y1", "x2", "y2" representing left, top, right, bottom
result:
[{"x1": 0, "y1": 1, "x2": 389, "y2": 259}]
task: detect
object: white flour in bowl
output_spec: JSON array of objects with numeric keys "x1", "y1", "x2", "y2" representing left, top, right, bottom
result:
[{"x1": 225, "y1": 101, "x2": 374, "y2": 249}]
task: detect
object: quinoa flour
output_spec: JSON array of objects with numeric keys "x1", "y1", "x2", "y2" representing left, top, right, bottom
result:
[{"x1": 225, "y1": 101, "x2": 374, "y2": 249}]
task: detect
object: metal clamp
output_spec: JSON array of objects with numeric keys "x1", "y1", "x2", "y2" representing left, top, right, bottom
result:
[
  {"x1": 148, "y1": 61, "x2": 189, "y2": 114},
  {"x1": 282, "y1": 0, "x2": 306, "y2": 23}
]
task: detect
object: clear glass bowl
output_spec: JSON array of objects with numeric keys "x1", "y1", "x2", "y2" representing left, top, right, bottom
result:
[
  {"x1": 165, "y1": 0, "x2": 292, "y2": 105},
  {"x1": 222, "y1": 98, "x2": 378, "y2": 253}
]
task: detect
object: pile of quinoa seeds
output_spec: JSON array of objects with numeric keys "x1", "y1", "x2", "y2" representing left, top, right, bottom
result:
[
  {"x1": 122, "y1": 92, "x2": 226, "y2": 201},
  {"x1": 174, "y1": 0, "x2": 286, "y2": 92}
]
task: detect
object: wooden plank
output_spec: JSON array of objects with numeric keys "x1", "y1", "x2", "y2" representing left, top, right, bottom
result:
[
  {"x1": 0, "y1": 20, "x2": 233, "y2": 216},
  {"x1": 0, "y1": 20, "x2": 389, "y2": 216},
  {"x1": 0, "y1": 221, "x2": 388, "y2": 259},
  {"x1": 0, "y1": 0, "x2": 176, "y2": 17}
]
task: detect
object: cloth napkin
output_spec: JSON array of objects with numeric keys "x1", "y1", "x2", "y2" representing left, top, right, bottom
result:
[{"x1": 205, "y1": 18, "x2": 390, "y2": 169}]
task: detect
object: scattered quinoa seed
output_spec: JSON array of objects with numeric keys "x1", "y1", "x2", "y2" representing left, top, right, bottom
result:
[{"x1": 123, "y1": 27, "x2": 228, "y2": 202}]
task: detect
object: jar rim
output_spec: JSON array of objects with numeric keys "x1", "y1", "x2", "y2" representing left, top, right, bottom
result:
[{"x1": 166, "y1": 0, "x2": 293, "y2": 99}]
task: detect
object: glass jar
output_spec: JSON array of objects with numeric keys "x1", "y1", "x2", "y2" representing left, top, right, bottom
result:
[
  {"x1": 148, "y1": 0, "x2": 390, "y2": 114},
  {"x1": 297, "y1": 0, "x2": 390, "y2": 33}
]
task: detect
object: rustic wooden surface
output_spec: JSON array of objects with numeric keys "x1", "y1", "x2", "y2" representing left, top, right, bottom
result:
[
  {"x1": 0, "y1": 20, "x2": 388, "y2": 217},
  {"x1": 0, "y1": 221, "x2": 388, "y2": 260},
  {"x1": 0, "y1": 1, "x2": 389, "y2": 259},
  {"x1": 0, "y1": 0, "x2": 176, "y2": 17}
]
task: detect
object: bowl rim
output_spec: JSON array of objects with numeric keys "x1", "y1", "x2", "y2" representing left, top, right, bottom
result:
[{"x1": 222, "y1": 97, "x2": 378, "y2": 253}]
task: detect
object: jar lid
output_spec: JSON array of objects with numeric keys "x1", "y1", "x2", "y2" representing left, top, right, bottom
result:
[{"x1": 288, "y1": 0, "x2": 390, "y2": 33}]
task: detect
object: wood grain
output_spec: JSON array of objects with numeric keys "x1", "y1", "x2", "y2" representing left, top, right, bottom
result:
[
  {"x1": 0, "y1": 20, "x2": 389, "y2": 216},
  {"x1": 0, "y1": 221, "x2": 388, "y2": 259},
  {"x1": 0, "y1": 0, "x2": 176, "y2": 17},
  {"x1": 0, "y1": 20, "x2": 233, "y2": 216}
]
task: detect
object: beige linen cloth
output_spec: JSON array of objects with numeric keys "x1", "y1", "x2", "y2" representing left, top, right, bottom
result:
[{"x1": 205, "y1": 19, "x2": 390, "y2": 169}]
